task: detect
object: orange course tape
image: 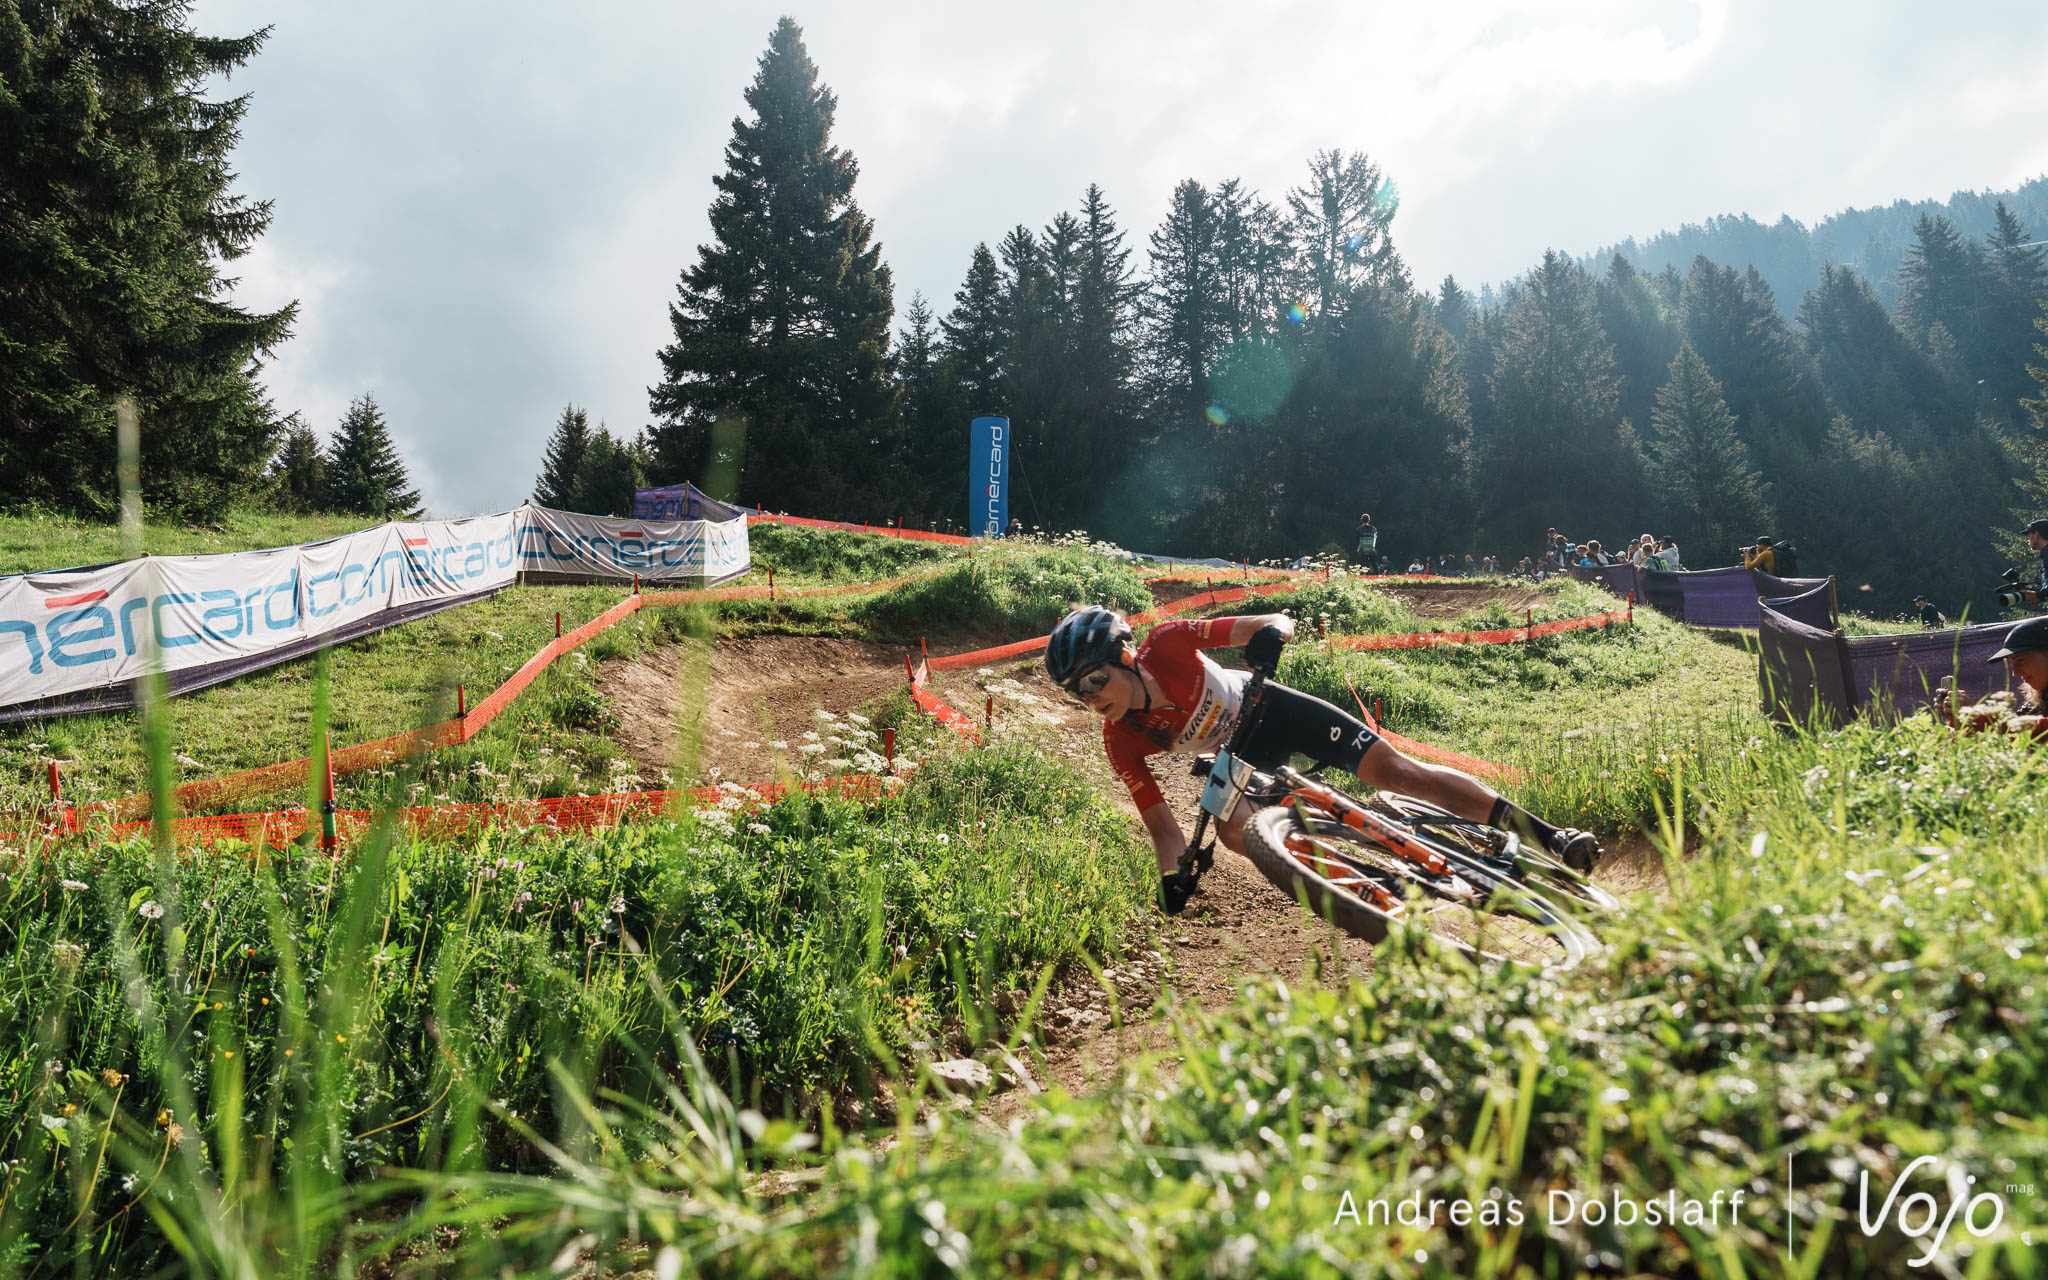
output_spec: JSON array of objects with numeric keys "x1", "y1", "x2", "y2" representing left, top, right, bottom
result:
[
  {"x1": 1326, "y1": 607, "x2": 1629, "y2": 652},
  {"x1": 24, "y1": 776, "x2": 902, "y2": 851},
  {"x1": 905, "y1": 658, "x2": 983, "y2": 743},
  {"x1": 78, "y1": 569, "x2": 946, "y2": 824}
]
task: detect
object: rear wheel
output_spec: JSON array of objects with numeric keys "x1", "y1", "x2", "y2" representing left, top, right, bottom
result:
[{"x1": 1242, "y1": 805, "x2": 1596, "y2": 970}]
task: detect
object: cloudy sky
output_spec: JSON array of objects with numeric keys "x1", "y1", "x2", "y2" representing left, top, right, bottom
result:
[{"x1": 191, "y1": 0, "x2": 2048, "y2": 517}]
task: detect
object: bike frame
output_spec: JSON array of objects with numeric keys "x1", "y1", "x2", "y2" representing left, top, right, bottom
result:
[{"x1": 1183, "y1": 668, "x2": 1453, "y2": 891}]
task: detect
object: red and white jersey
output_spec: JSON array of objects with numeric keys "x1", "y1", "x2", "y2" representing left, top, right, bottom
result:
[{"x1": 1103, "y1": 616, "x2": 1250, "y2": 811}]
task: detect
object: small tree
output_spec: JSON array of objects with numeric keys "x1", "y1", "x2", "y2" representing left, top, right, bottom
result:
[
  {"x1": 1646, "y1": 343, "x2": 1772, "y2": 552},
  {"x1": 323, "y1": 395, "x2": 421, "y2": 518},
  {"x1": 268, "y1": 417, "x2": 327, "y2": 513},
  {"x1": 568, "y1": 427, "x2": 641, "y2": 516},
  {"x1": 533, "y1": 404, "x2": 591, "y2": 508}
]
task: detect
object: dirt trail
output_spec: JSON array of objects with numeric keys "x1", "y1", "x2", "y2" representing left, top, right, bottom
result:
[
  {"x1": 591, "y1": 580, "x2": 1651, "y2": 1103},
  {"x1": 1379, "y1": 581, "x2": 1551, "y2": 619}
]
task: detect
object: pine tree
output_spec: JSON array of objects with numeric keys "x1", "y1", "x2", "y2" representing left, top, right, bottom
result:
[
  {"x1": 997, "y1": 224, "x2": 1060, "y2": 526},
  {"x1": 533, "y1": 405, "x2": 592, "y2": 508},
  {"x1": 568, "y1": 428, "x2": 641, "y2": 517},
  {"x1": 0, "y1": 0, "x2": 296, "y2": 519},
  {"x1": 1900, "y1": 214, "x2": 2000, "y2": 409},
  {"x1": 1143, "y1": 180, "x2": 1223, "y2": 432},
  {"x1": 1284, "y1": 150, "x2": 1401, "y2": 315},
  {"x1": 1596, "y1": 254, "x2": 1681, "y2": 436},
  {"x1": 323, "y1": 396, "x2": 421, "y2": 519},
  {"x1": 647, "y1": 18, "x2": 897, "y2": 517},
  {"x1": 1679, "y1": 256, "x2": 1830, "y2": 461},
  {"x1": 1645, "y1": 344, "x2": 1772, "y2": 552},
  {"x1": 268, "y1": 418, "x2": 327, "y2": 514},
  {"x1": 1796, "y1": 264, "x2": 1949, "y2": 435},
  {"x1": 1984, "y1": 203, "x2": 2048, "y2": 420},
  {"x1": 893, "y1": 292, "x2": 953, "y2": 523},
  {"x1": 941, "y1": 244, "x2": 1006, "y2": 415},
  {"x1": 1060, "y1": 184, "x2": 1142, "y2": 539},
  {"x1": 1471, "y1": 251, "x2": 1630, "y2": 550}
]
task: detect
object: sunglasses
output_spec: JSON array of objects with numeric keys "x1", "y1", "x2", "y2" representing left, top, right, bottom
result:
[{"x1": 1062, "y1": 663, "x2": 1117, "y2": 701}]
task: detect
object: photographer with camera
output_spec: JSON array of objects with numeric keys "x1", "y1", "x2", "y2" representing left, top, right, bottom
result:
[
  {"x1": 2004, "y1": 519, "x2": 2048, "y2": 607},
  {"x1": 1741, "y1": 536, "x2": 1776, "y2": 575}
]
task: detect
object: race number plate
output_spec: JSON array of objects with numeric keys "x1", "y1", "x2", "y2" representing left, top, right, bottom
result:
[{"x1": 1199, "y1": 749, "x2": 1256, "y2": 822}]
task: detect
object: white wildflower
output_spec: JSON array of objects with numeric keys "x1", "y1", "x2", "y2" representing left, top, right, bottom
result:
[
  {"x1": 137, "y1": 901, "x2": 165, "y2": 920},
  {"x1": 60, "y1": 879, "x2": 87, "y2": 892}
]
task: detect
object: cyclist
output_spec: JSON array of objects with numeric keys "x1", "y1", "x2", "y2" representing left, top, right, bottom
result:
[{"x1": 1045, "y1": 605, "x2": 1602, "y2": 914}]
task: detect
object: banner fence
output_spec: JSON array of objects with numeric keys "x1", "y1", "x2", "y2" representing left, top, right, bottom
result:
[{"x1": 2, "y1": 504, "x2": 751, "y2": 722}]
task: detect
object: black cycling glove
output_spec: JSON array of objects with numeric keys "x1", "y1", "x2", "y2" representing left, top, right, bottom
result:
[{"x1": 1244, "y1": 624, "x2": 1288, "y2": 676}]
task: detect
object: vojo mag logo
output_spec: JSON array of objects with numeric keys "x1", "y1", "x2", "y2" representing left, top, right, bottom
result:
[{"x1": 982, "y1": 419, "x2": 1005, "y2": 537}]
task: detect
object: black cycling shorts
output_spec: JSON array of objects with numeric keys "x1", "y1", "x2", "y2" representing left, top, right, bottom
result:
[{"x1": 1234, "y1": 681, "x2": 1380, "y2": 778}]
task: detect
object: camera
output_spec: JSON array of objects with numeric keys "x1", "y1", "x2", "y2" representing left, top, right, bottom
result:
[{"x1": 1996, "y1": 568, "x2": 2026, "y2": 608}]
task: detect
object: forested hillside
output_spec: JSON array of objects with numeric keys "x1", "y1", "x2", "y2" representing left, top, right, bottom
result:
[{"x1": 1587, "y1": 176, "x2": 2048, "y2": 316}]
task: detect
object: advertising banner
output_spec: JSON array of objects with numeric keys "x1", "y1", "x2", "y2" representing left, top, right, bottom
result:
[
  {"x1": 969, "y1": 416, "x2": 1009, "y2": 538},
  {"x1": 515, "y1": 505, "x2": 749, "y2": 585},
  {"x1": 0, "y1": 504, "x2": 749, "y2": 721}
]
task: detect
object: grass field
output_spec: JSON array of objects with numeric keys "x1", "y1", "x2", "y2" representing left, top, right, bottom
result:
[{"x1": 1, "y1": 524, "x2": 2041, "y2": 1277}]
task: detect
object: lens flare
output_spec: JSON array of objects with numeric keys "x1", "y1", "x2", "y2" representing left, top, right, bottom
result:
[
  {"x1": 1205, "y1": 403, "x2": 1230, "y2": 426},
  {"x1": 1344, "y1": 232, "x2": 1366, "y2": 254},
  {"x1": 1286, "y1": 303, "x2": 1307, "y2": 326}
]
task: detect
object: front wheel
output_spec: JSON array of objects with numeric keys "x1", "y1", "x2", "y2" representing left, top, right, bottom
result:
[{"x1": 1242, "y1": 805, "x2": 1596, "y2": 970}]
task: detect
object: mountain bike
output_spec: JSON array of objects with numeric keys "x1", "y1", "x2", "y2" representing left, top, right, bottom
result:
[{"x1": 1181, "y1": 667, "x2": 1603, "y2": 970}]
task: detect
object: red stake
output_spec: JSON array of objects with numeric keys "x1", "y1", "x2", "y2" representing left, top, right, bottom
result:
[
  {"x1": 1317, "y1": 616, "x2": 1327, "y2": 639},
  {"x1": 1526, "y1": 608, "x2": 1533, "y2": 631},
  {"x1": 903, "y1": 654, "x2": 917, "y2": 682},
  {"x1": 633, "y1": 573, "x2": 640, "y2": 595},
  {"x1": 457, "y1": 684, "x2": 466, "y2": 718},
  {"x1": 320, "y1": 730, "x2": 337, "y2": 853},
  {"x1": 884, "y1": 728, "x2": 897, "y2": 775},
  {"x1": 985, "y1": 694, "x2": 993, "y2": 731},
  {"x1": 555, "y1": 611, "x2": 562, "y2": 639},
  {"x1": 768, "y1": 567, "x2": 776, "y2": 599},
  {"x1": 1374, "y1": 698, "x2": 1384, "y2": 725}
]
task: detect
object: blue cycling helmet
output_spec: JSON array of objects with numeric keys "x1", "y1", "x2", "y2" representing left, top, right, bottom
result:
[{"x1": 1045, "y1": 606, "x2": 1132, "y2": 686}]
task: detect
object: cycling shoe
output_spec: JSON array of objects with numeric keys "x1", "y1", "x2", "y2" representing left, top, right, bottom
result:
[{"x1": 1545, "y1": 827, "x2": 1602, "y2": 873}]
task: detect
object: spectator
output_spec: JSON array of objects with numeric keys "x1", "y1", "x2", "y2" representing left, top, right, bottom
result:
[
  {"x1": 1585, "y1": 539, "x2": 1611, "y2": 566},
  {"x1": 1407, "y1": 557, "x2": 1427, "y2": 573},
  {"x1": 1915, "y1": 594, "x2": 1946, "y2": 629},
  {"x1": 1742, "y1": 536, "x2": 1777, "y2": 575},
  {"x1": 2020, "y1": 518, "x2": 2048, "y2": 606},
  {"x1": 1354, "y1": 513, "x2": 1379, "y2": 565},
  {"x1": 1989, "y1": 616, "x2": 2048, "y2": 714},
  {"x1": 1463, "y1": 553, "x2": 1477, "y2": 576},
  {"x1": 1657, "y1": 537, "x2": 1683, "y2": 571}
]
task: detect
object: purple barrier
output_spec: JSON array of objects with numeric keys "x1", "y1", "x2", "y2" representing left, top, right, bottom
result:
[
  {"x1": 1638, "y1": 566, "x2": 1831, "y2": 629},
  {"x1": 1758, "y1": 592, "x2": 1855, "y2": 726},
  {"x1": 1568, "y1": 563, "x2": 1642, "y2": 597},
  {"x1": 1760, "y1": 582, "x2": 2015, "y2": 725},
  {"x1": 1761, "y1": 579, "x2": 1838, "y2": 631},
  {"x1": 1845, "y1": 621, "x2": 2013, "y2": 721}
]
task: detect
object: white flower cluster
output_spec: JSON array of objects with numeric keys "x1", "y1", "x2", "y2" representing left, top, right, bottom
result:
[{"x1": 793, "y1": 708, "x2": 893, "y2": 780}]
